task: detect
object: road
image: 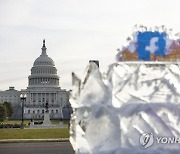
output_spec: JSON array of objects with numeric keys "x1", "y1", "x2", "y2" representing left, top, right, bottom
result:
[{"x1": 0, "y1": 142, "x2": 74, "y2": 154}]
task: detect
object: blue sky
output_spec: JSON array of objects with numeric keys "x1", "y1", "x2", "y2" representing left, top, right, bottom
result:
[{"x1": 0, "y1": 0, "x2": 180, "y2": 90}]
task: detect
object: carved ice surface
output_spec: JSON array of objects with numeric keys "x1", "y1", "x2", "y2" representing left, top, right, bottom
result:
[{"x1": 70, "y1": 62, "x2": 180, "y2": 154}]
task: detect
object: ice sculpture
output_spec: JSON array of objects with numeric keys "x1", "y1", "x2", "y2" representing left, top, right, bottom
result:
[
  {"x1": 108, "y1": 62, "x2": 180, "y2": 107},
  {"x1": 70, "y1": 61, "x2": 180, "y2": 154},
  {"x1": 116, "y1": 26, "x2": 180, "y2": 62}
]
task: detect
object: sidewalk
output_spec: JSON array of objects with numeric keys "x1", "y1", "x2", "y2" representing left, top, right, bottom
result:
[{"x1": 0, "y1": 138, "x2": 69, "y2": 143}]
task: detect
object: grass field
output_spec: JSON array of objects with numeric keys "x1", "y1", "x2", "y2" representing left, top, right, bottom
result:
[
  {"x1": 0, "y1": 128, "x2": 69, "y2": 139},
  {"x1": 2, "y1": 120, "x2": 30, "y2": 125}
]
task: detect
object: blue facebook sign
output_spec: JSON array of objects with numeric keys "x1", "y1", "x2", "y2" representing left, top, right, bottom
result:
[{"x1": 137, "y1": 31, "x2": 166, "y2": 60}]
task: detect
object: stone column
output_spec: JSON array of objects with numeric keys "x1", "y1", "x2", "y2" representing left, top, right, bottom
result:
[
  {"x1": 45, "y1": 93, "x2": 46, "y2": 103},
  {"x1": 49, "y1": 93, "x2": 50, "y2": 103},
  {"x1": 41, "y1": 93, "x2": 42, "y2": 103},
  {"x1": 36, "y1": 93, "x2": 38, "y2": 103}
]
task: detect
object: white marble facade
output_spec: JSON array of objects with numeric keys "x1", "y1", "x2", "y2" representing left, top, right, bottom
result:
[
  {"x1": 0, "y1": 87, "x2": 21, "y2": 107},
  {"x1": 23, "y1": 40, "x2": 67, "y2": 119},
  {"x1": 0, "y1": 40, "x2": 69, "y2": 120}
]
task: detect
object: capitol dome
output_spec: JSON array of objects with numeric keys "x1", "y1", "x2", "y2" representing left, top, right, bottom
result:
[
  {"x1": 28, "y1": 40, "x2": 59, "y2": 87},
  {"x1": 33, "y1": 40, "x2": 55, "y2": 66},
  {"x1": 33, "y1": 55, "x2": 55, "y2": 66}
]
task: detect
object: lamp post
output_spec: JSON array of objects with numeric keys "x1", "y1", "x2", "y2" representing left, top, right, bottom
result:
[
  {"x1": 20, "y1": 94, "x2": 26, "y2": 129},
  {"x1": 60, "y1": 107, "x2": 63, "y2": 122}
]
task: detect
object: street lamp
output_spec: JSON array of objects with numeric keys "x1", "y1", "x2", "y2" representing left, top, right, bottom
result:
[
  {"x1": 60, "y1": 107, "x2": 63, "y2": 122},
  {"x1": 20, "y1": 94, "x2": 26, "y2": 129}
]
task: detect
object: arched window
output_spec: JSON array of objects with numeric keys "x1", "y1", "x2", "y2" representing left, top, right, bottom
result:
[
  {"x1": 56, "y1": 110, "x2": 58, "y2": 113},
  {"x1": 42, "y1": 110, "x2": 44, "y2": 113},
  {"x1": 51, "y1": 110, "x2": 54, "y2": 113},
  {"x1": 28, "y1": 110, "x2": 30, "y2": 113}
]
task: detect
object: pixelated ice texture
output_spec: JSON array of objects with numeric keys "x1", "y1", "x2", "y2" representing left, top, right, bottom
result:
[{"x1": 70, "y1": 62, "x2": 180, "y2": 154}]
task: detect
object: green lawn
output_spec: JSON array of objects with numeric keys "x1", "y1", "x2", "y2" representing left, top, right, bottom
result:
[
  {"x1": 2, "y1": 120, "x2": 30, "y2": 125},
  {"x1": 0, "y1": 128, "x2": 69, "y2": 139}
]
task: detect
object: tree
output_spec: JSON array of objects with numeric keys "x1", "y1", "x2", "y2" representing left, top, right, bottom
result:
[
  {"x1": 0, "y1": 104, "x2": 6, "y2": 123},
  {"x1": 3, "y1": 102, "x2": 13, "y2": 118}
]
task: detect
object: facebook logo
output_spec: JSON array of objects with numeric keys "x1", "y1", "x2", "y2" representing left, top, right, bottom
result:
[{"x1": 137, "y1": 31, "x2": 166, "y2": 60}]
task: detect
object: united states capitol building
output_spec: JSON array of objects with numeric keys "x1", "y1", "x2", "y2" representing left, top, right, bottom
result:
[{"x1": 0, "y1": 40, "x2": 71, "y2": 120}]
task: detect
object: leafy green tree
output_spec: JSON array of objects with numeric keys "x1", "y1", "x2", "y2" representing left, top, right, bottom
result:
[
  {"x1": 3, "y1": 102, "x2": 13, "y2": 118},
  {"x1": 0, "y1": 104, "x2": 6, "y2": 123}
]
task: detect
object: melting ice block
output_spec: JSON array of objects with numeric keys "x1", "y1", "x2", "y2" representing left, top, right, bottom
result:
[{"x1": 70, "y1": 62, "x2": 180, "y2": 154}]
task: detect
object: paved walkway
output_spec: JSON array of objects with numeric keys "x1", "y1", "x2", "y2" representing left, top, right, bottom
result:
[
  {"x1": 0, "y1": 142, "x2": 74, "y2": 154},
  {"x1": 0, "y1": 138, "x2": 69, "y2": 143}
]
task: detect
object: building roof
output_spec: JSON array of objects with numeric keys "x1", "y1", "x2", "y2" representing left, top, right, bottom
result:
[{"x1": 33, "y1": 39, "x2": 55, "y2": 66}]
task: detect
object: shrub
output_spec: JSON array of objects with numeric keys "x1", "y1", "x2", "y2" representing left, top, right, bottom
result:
[{"x1": 0, "y1": 104, "x2": 6, "y2": 123}]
